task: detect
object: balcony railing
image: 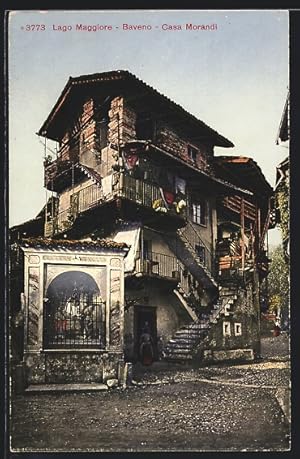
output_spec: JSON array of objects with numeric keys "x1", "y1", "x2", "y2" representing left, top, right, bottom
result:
[
  {"x1": 135, "y1": 251, "x2": 181, "y2": 280},
  {"x1": 177, "y1": 221, "x2": 212, "y2": 274},
  {"x1": 119, "y1": 174, "x2": 187, "y2": 220},
  {"x1": 44, "y1": 172, "x2": 187, "y2": 237},
  {"x1": 44, "y1": 145, "x2": 80, "y2": 187},
  {"x1": 77, "y1": 183, "x2": 104, "y2": 213}
]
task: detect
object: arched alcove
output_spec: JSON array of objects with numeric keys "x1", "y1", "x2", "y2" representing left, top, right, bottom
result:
[{"x1": 44, "y1": 271, "x2": 105, "y2": 348}]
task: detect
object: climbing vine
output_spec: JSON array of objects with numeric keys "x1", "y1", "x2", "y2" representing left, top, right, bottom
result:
[
  {"x1": 276, "y1": 179, "x2": 289, "y2": 259},
  {"x1": 267, "y1": 245, "x2": 289, "y2": 326}
]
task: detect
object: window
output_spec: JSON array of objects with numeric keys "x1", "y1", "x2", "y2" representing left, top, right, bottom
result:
[
  {"x1": 98, "y1": 118, "x2": 108, "y2": 151},
  {"x1": 136, "y1": 113, "x2": 156, "y2": 140},
  {"x1": 223, "y1": 321, "x2": 231, "y2": 337},
  {"x1": 192, "y1": 200, "x2": 206, "y2": 226},
  {"x1": 188, "y1": 145, "x2": 198, "y2": 162},
  {"x1": 195, "y1": 245, "x2": 206, "y2": 264},
  {"x1": 234, "y1": 323, "x2": 242, "y2": 336}
]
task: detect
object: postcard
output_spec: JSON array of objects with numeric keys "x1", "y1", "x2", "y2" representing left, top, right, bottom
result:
[{"x1": 7, "y1": 9, "x2": 290, "y2": 453}]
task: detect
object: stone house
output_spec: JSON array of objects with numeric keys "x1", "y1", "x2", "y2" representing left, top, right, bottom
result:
[{"x1": 10, "y1": 70, "x2": 273, "y2": 386}]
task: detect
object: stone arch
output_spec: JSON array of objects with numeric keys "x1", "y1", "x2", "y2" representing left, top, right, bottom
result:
[{"x1": 44, "y1": 271, "x2": 104, "y2": 347}]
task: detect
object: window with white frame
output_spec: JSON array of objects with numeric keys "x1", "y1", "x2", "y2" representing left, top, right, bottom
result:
[
  {"x1": 191, "y1": 200, "x2": 206, "y2": 226},
  {"x1": 234, "y1": 322, "x2": 242, "y2": 336},
  {"x1": 223, "y1": 321, "x2": 231, "y2": 337}
]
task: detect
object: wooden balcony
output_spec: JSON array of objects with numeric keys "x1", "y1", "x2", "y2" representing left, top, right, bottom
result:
[
  {"x1": 134, "y1": 251, "x2": 181, "y2": 282},
  {"x1": 44, "y1": 145, "x2": 80, "y2": 192},
  {"x1": 220, "y1": 195, "x2": 256, "y2": 221},
  {"x1": 136, "y1": 251, "x2": 181, "y2": 279},
  {"x1": 44, "y1": 172, "x2": 187, "y2": 237},
  {"x1": 118, "y1": 174, "x2": 187, "y2": 229}
]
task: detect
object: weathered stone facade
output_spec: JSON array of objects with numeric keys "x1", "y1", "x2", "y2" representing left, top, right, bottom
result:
[
  {"x1": 200, "y1": 282, "x2": 260, "y2": 362},
  {"x1": 10, "y1": 71, "x2": 273, "y2": 384}
]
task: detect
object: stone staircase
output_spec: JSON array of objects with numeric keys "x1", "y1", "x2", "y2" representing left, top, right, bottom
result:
[
  {"x1": 162, "y1": 320, "x2": 210, "y2": 361},
  {"x1": 163, "y1": 286, "x2": 238, "y2": 362},
  {"x1": 177, "y1": 224, "x2": 218, "y2": 288},
  {"x1": 162, "y1": 226, "x2": 218, "y2": 290}
]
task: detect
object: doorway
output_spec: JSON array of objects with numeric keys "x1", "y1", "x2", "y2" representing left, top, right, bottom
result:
[{"x1": 134, "y1": 306, "x2": 158, "y2": 362}]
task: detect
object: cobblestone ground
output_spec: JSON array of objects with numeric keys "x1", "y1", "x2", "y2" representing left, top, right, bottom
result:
[{"x1": 9, "y1": 335, "x2": 291, "y2": 452}]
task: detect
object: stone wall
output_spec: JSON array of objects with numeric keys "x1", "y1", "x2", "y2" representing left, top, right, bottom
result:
[
  {"x1": 156, "y1": 124, "x2": 213, "y2": 173},
  {"x1": 124, "y1": 286, "x2": 190, "y2": 361},
  {"x1": 201, "y1": 282, "x2": 260, "y2": 361},
  {"x1": 108, "y1": 97, "x2": 137, "y2": 145},
  {"x1": 24, "y1": 351, "x2": 123, "y2": 384}
]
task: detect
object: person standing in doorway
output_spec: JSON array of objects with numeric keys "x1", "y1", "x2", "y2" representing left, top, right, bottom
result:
[{"x1": 139, "y1": 321, "x2": 154, "y2": 365}]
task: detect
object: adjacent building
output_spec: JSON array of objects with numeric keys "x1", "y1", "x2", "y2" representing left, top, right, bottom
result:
[
  {"x1": 10, "y1": 71, "x2": 273, "y2": 386},
  {"x1": 275, "y1": 91, "x2": 289, "y2": 262}
]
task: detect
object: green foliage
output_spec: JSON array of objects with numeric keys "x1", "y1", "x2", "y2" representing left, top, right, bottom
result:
[
  {"x1": 276, "y1": 179, "x2": 289, "y2": 248},
  {"x1": 267, "y1": 245, "x2": 289, "y2": 317}
]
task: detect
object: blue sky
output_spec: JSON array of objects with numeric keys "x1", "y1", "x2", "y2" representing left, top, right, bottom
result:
[{"x1": 8, "y1": 10, "x2": 289, "y2": 245}]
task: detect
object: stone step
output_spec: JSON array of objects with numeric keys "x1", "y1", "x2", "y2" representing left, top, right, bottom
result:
[
  {"x1": 169, "y1": 336, "x2": 199, "y2": 343},
  {"x1": 173, "y1": 332, "x2": 204, "y2": 340},
  {"x1": 175, "y1": 328, "x2": 206, "y2": 334},
  {"x1": 165, "y1": 346, "x2": 195, "y2": 352},
  {"x1": 165, "y1": 347, "x2": 194, "y2": 354},
  {"x1": 164, "y1": 353, "x2": 193, "y2": 361},
  {"x1": 25, "y1": 383, "x2": 109, "y2": 393},
  {"x1": 180, "y1": 331, "x2": 208, "y2": 337},
  {"x1": 167, "y1": 343, "x2": 196, "y2": 350},
  {"x1": 183, "y1": 323, "x2": 209, "y2": 330},
  {"x1": 165, "y1": 344, "x2": 195, "y2": 351},
  {"x1": 166, "y1": 338, "x2": 197, "y2": 345}
]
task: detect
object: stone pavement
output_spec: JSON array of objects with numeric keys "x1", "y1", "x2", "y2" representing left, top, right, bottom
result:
[{"x1": 9, "y1": 334, "x2": 291, "y2": 452}]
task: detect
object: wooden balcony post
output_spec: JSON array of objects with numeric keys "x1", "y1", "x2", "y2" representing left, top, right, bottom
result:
[{"x1": 257, "y1": 206, "x2": 261, "y2": 247}]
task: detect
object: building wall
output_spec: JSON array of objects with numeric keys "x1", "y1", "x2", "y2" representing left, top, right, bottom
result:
[
  {"x1": 109, "y1": 96, "x2": 137, "y2": 145},
  {"x1": 201, "y1": 281, "x2": 260, "y2": 361},
  {"x1": 156, "y1": 123, "x2": 213, "y2": 173},
  {"x1": 59, "y1": 94, "x2": 215, "y2": 180},
  {"x1": 58, "y1": 178, "x2": 93, "y2": 213},
  {"x1": 124, "y1": 286, "x2": 191, "y2": 361},
  {"x1": 143, "y1": 228, "x2": 176, "y2": 257},
  {"x1": 140, "y1": 226, "x2": 214, "y2": 306}
]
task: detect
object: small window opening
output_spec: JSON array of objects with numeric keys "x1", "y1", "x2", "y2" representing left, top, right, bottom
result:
[
  {"x1": 188, "y1": 145, "x2": 198, "y2": 162},
  {"x1": 234, "y1": 322, "x2": 242, "y2": 336},
  {"x1": 223, "y1": 321, "x2": 231, "y2": 337}
]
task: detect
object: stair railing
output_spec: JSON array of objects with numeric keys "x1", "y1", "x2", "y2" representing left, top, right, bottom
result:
[{"x1": 177, "y1": 221, "x2": 213, "y2": 275}]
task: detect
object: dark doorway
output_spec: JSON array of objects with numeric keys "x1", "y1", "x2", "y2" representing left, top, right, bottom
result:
[{"x1": 135, "y1": 306, "x2": 158, "y2": 362}]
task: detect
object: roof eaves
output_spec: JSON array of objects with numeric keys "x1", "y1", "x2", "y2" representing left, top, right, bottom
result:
[
  {"x1": 10, "y1": 216, "x2": 43, "y2": 232},
  {"x1": 215, "y1": 155, "x2": 273, "y2": 194},
  {"x1": 38, "y1": 70, "x2": 234, "y2": 147},
  {"x1": 38, "y1": 77, "x2": 74, "y2": 137},
  {"x1": 20, "y1": 237, "x2": 129, "y2": 251},
  {"x1": 148, "y1": 143, "x2": 252, "y2": 196}
]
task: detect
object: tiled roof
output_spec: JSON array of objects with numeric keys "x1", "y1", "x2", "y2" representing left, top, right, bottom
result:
[
  {"x1": 214, "y1": 156, "x2": 273, "y2": 196},
  {"x1": 38, "y1": 70, "x2": 234, "y2": 148},
  {"x1": 21, "y1": 237, "x2": 128, "y2": 251}
]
